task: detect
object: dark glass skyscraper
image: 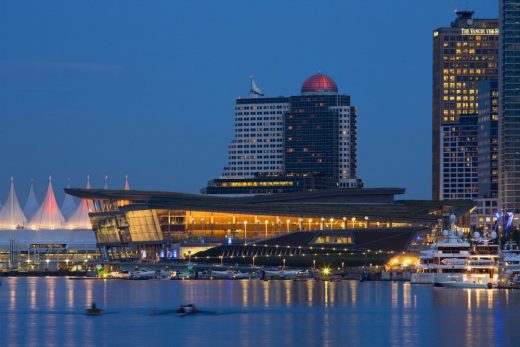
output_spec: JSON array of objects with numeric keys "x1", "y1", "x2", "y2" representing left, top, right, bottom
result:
[
  {"x1": 285, "y1": 74, "x2": 358, "y2": 189},
  {"x1": 499, "y1": 0, "x2": 520, "y2": 213},
  {"x1": 478, "y1": 80, "x2": 499, "y2": 198},
  {"x1": 432, "y1": 10, "x2": 498, "y2": 200},
  {"x1": 203, "y1": 73, "x2": 361, "y2": 194}
]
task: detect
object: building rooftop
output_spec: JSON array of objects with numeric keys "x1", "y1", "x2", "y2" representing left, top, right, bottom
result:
[
  {"x1": 66, "y1": 188, "x2": 474, "y2": 224},
  {"x1": 301, "y1": 73, "x2": 338, "y2": 95}
]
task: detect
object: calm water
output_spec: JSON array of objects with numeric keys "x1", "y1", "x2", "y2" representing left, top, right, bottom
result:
[{"x1": 0, "y1": 277, "x2": 519, "y2": 347}]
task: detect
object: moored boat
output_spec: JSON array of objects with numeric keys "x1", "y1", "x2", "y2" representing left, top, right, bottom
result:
[
  {"x1": 411, "y1": 214, "x2": 470, "y2": 285},
  {"x1": 438, "y1": 280, "x2": 492, "y2": 289}
]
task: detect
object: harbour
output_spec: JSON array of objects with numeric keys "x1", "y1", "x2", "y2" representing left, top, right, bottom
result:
[{"x1": 1, "y1": 276, "x2": 519, "y2": 347}]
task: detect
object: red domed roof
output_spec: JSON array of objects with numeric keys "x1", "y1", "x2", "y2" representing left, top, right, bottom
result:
[{"x1": 301, "y1": 73, "x2": 338, "y2": 94}]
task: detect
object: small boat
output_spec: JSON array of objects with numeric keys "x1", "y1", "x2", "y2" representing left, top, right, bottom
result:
[
  {"x1": 178, "y1": 304, "x2": 197, "y2": 316},
  {"x1": 86, "y1": 307, "x2": 103, "y2": 316},
  {"x1": 86, "y1": 303, "x2": 103, "y2": 316},
  {"x1": 438, "y1": 281, "x2": 492, "y2": 289}
]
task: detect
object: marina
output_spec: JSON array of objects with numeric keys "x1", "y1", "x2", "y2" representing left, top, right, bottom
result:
[{"x1": 1, "y1": 276, "x2": 519, "y2": 347}]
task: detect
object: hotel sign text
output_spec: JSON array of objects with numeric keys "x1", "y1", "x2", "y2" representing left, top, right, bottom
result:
[{"x1": 461, "y1": 28, "x2": 499, "y2": 35}]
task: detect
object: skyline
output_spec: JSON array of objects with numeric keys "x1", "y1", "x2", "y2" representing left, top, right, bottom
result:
[{"x1": 0, "y1": 1, "x2": 499, "y2": 200}]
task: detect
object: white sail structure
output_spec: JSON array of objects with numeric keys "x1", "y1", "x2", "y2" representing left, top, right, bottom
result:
[
  {"x1": 0, "y1": 177, "x2": 27, "y2": 229},
  {"x1": 66, "y1": 177, "x2": 92, "y2": 229},
  {"x1": 249, "y1": 76, "x2": 264, "y2": 97},
  {"x1": 29, "y1": 177, "x2": 65, "y2": 230},
  {"x1": 65, "y1": 199, "x2": 91, "y2": 229},
  {"x1": 104, "y1": 176, "x2": 109, "y2": 189},
  {"x1": 124, "y1": 175, "x2": 130, "y2": 190},
  {"x1": 23, "y1": 179, "x2": 40, "y2": 220},
  {"x1": 61, "y1": 179, "x2": 77, "y2": 219}
]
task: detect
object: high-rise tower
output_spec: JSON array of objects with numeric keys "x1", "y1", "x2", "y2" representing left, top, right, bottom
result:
[
  {"x1": 285, "y1": 73, "x2": 359, "y2": 189},
  {"x1": 432, "y1": 10, "x2": 499, "y2": 200},
  {"x1": 499, "y1": 0, "x2": 520, "y2": 214},
  {"x1": 203, "y1": 73, "x2": 361, "y2": 194}
]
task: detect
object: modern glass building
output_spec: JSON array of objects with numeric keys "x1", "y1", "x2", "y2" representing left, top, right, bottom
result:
[
  {"x1": 499, "y1": 0, "x2": 520, "y2": 214},
  {"x1": 478, "y1": 80, "x2": 499, "y2": 198},
  {"x1": 432, "y1": 10, "x2": 499, "y2": 200},
  {"x1": 471, "y1": 80, "x2": 499, "y2": 233},
  {"x1": 203, "y1": 73, "x2": 361, "y2": 194},
  {"x1": 66, "y1": 188, "x2": 474, "y2": 262}
]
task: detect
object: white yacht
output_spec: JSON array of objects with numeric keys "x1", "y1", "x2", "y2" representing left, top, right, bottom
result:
[
  {"x1": 499, "y1": 240, "x2": 520, "y2": 288},
  {"x1": 411, "y1": 214, "x2": 471, "y2": 284},
  {"x1": 463, "y1": 237, "x2": 500, "y2": 287}
]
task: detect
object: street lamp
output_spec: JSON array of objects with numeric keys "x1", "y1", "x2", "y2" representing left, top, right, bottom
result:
[
  {"x1": 243, "y1": 220, "x2": 248, "y2": 244},
  {"x1": 308, "y1": 219, "x2": 312, "y2": 231},
  {"x1": 329, "y1": 218, "x2": 334, "y2": 230},
  {"x1": 364, "y1": 216, "x2": 369, "y2": 228},
  {"x1": 320, "y1": 218, "x2": 325, "y2": 230},
  {"x1": 283, "y1": 258, "x2": 286, "y2": 269},
  {"x1": 351, "y1": 217, "x2": 356, "y2": 229},
  {"x1": 286, "y1": 219, "x2": 290, "y2": 233},
  {"x1": 252, "y1": 256, "x2": 256, "y2": 268},
  {"x1": 342, "y1": 217, "x2": 347, "y2": 230},
  {"x1": 264, "y1": 220, "x2": 269, "y2": 238},
  {"x1": 313, "y1": 259, "x2": 316, "y2": 270}
]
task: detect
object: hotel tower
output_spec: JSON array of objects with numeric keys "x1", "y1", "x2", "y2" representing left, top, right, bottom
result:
[{"x1": 432, "y1": 10, "x2": 498, "y2": 201}]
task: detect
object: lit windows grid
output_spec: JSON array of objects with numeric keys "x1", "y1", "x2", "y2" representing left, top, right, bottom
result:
[
  {"x1": 440, "y1": 115, "x2": 479, "y2": 200},
  {"x1": 223, "y1": 98, "x2": 288, "y2": 178},
  {"x1": 151, "y1": 210, "x2": 407, "y2": 241},
  {"x1": 433, "y1": 16, "x2": 499, "y2": 200}
]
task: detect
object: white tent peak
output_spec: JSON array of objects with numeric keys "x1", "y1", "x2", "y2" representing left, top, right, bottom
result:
[
  {"x1": 61, "y1": 178, "x2": 77, "y2": 219},
  {"x1": 65, "y1": 199, "x2": 91, "y2": 229},
  {"x1": 124, "y1": 175, "x2": 130, "y2": 190},
  {"x1": 0, "y1": 177, "x2": 27, "y2": 229},
  {"x1": 104, "y1": 176, "x2": 109, "y2": 189},
  {"x1": 23, "y1": 179, "x2": 40, "y2": 219},
  {"x1": 66, "y1": 176, "x2": 92, "y2": 229},
  {"x1": 29, "y1": 177, "x2": 65, "y2": 230}
]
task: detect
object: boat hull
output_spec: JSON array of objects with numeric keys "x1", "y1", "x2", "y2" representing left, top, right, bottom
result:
[{"x1": 438, "y1": 281, "x2": 491, "y2": 289}]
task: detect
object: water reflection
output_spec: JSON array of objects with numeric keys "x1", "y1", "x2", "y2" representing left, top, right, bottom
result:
[
  {"x1": 46, "y1": 277, "x2": 56, "y2": 309},
  {"x1": 0, "y1": 279, "x2": 519, "y2": 347},
  {"x1": 8, "y1": 277, "x2": 17, "y2": 310},
  {"x1": 29, "y1": 278, "x2": 36, "y2": 309}
]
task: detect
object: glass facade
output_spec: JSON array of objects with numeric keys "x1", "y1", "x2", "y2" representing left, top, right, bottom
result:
[
  {"x1": 206, "y1": 74, "x2": 361, "y2": 194},
  {"x1": 478, "y1": 80, "x2": 499, "y2": 198},
  {"x1": 285, "y1": 95, "x2": 355, "y2": 188},
  {"x1": 440, "y1": 114, "x2": 479, "y2": 200},
  {"x1": 499, "y1": 0, "x2": 520, "y2": 213},
  {"x1": 432, "y1": 11, "x2": 499, "y2": 200}
]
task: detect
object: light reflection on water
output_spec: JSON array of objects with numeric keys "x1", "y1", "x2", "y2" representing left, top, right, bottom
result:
[{"x1": 0, "y1": 278, "x2": 519, "y2": 347}]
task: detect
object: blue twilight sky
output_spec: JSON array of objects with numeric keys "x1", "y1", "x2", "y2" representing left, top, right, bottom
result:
[{"x1": 0, "y1": 0, "x2": 498, "y2": 202}]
